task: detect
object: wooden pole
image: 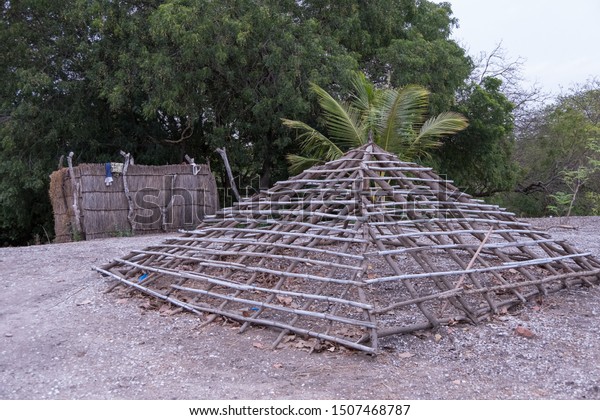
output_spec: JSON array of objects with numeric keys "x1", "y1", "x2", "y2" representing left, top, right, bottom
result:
[
  {"x1": 120, "y1": 151, "x2": 135, "y2": 233},
  {"x1": 66, "y1": 152, "x2": 82, "y2": 237},
  {"x1": 216, "y1": 147, "x2": 241, "y2": 202}
]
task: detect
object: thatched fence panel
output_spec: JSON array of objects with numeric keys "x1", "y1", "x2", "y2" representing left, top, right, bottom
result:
[
  {"x1": 49, "y1": 168, "x2": 74, "y2": 243},
  {"x1": 50, "y1": 162, "x2": 218, "y2": 242}
]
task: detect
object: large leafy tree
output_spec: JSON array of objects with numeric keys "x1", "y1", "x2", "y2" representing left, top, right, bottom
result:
[
  {"x1": 0, "y1": 0, "x2": 105, "y2": 244},
  {"x1": 93, "y1": 0, "x2": 356, "y2": 189},
  {"x1": 283, "y1": 72, "x2": 468, "y2": 173},
  {"x1": 1, "y1": 0, "x2": 355, "y2": 243},
  {"x1": 0, "y1": 0, "x2": 173, "y2": 245},
  {"x1": 435, "y1": 77, "x2": 517, "y2": 197},
  {"x1": 513, "y1": 81, "x2": 600, "y2": 215},
  {"x1": 297, "y1": 0, "x2": 472, "y2": 112},
  {"x1": 1, "y1": 0, "x2": 472, "y2": 244}
]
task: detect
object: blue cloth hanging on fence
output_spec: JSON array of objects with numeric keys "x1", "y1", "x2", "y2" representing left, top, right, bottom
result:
[{"x1": 105, "y1": 162, "x2": 113, "y2": 186}]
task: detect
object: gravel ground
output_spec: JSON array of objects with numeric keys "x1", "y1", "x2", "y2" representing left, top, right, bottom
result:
[{"x1": 1, "y1": 216, "x2": 599, "y2": 400}]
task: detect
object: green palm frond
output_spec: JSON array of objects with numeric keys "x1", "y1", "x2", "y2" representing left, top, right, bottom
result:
[
  {"x1": 282, "y1": 71, "x2": 468, "y2": 172},
  {"x1": 310, "y1": 83, "x2": 367, "y2": 147},
  {"x1": 282, "y1": 117, "x2": 345, "y2": 173},
  {"x1": 281, "y1": 118, "x2": 344, "y2": 159},
  {"x1": 349, "y1": 72, "x2": 376, "y2": 113},
  {"x1": 417, "y1": 111, "x2": 469, "y2": 139},
  {"x1": 286, "y1": 154, "x2": 326, "y2": 174},
  {"x1": 376, "y1": 85, "x2": 430, "y2": 151},
  {"x1": 403, "y1": 112, "x2": 469, "y2": 159}
]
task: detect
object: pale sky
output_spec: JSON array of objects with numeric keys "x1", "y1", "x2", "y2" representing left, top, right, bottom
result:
[{"x1": 446, "y1": 0, "x2": 600, "y2": 96}]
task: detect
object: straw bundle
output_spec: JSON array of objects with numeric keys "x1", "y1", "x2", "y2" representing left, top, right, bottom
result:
[{"x1": 49, "y1": 168, "x2": 76, "y2": 243}]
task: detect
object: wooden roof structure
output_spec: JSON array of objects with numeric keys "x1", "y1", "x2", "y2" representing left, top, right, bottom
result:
[{"x1": 95, "y1": 143, "x2": 600, "y2": 353}]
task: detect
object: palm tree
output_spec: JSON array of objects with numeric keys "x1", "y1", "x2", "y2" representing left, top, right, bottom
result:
[{"x1": 283, "y1": 72, "x2": 468, "y2": 173}]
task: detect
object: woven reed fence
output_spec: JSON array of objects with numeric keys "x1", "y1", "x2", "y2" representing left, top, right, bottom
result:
[{"x1": 50, "y1": 161, "x2": 218, "y2": 242}]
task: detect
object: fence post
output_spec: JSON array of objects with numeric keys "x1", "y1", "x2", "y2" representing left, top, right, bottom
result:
[
  {"x1": 66, "y1": 152, "x2": 83, "y2": 238},
  {"x1": 120, "y1": 151, "x2": 135, "y2": 234}
]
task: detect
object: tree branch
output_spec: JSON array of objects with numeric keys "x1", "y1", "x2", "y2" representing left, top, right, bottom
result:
[{"x1": 162, "y1": 118, "x2": 194, "y2": 144}]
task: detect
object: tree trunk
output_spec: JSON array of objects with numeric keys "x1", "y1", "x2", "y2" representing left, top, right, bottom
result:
[{"x1": 260, "y1": 157, "x2": 272, "y2": 191}]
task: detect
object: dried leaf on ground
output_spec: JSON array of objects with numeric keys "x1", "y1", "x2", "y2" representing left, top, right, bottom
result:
[
  {"x1": 515, "y1": 326, "x2": 536, "y2": 338},
  {"x1": 276, "y1": 295, "x2": 293, "y2": 306},
  {"x1": 138, "y1": 300, "x2": 154, "y2": 310}
]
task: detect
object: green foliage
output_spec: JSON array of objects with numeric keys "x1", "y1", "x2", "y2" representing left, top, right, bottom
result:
[
  {"x1": 71, "y1": 226, "x2": 83, "y2": 243},
  {"x1": 284, "y1": 72, "x2": 468, "y2": 173},
  {"x1": 514, "y1": 81, "x2": 600, "y2": 215},
  {"x1": 0, "y1": 0, "x2": 178, "y2": 245},
  {"x1": 546, "y1": 139, "x2": 600, "y2": 218},
  {"x1": 1, "y1": 1, "x2": 88, "y2": 244},
  {"x1": 487, "y1": 192, "x2": 546, "y2": 218},
  {"x1": 435, "y1": 77, "x2": 517, "y2": 197},
  {"x1": 1, "y1": 0, "x2": 471, "y2": 245},
  {"x1": 111, "y1": 226, "x2": 134, "y2": 238},
  {"x1": 583, "y1": 192, "x2": 600, "y2": 216},
  {"x1": 91, "y1": 0, "x2": 358, "y2": 188},
  {"x1": 547, "y1": 191, "x2": 573, "y2": 218},
  {"x1": 298, "y1": 1, "x2": 472, "y2": 112}
]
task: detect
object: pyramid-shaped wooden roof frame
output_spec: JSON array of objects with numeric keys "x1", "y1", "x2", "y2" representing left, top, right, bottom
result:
[{"x1": 95, "y1": 143, "x2": 600, "y2": 352}]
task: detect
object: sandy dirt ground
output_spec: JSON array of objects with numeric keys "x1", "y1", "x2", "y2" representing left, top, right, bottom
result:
[{"x1": 1, "y1": 217, "x2": 600, "y2": 400}]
